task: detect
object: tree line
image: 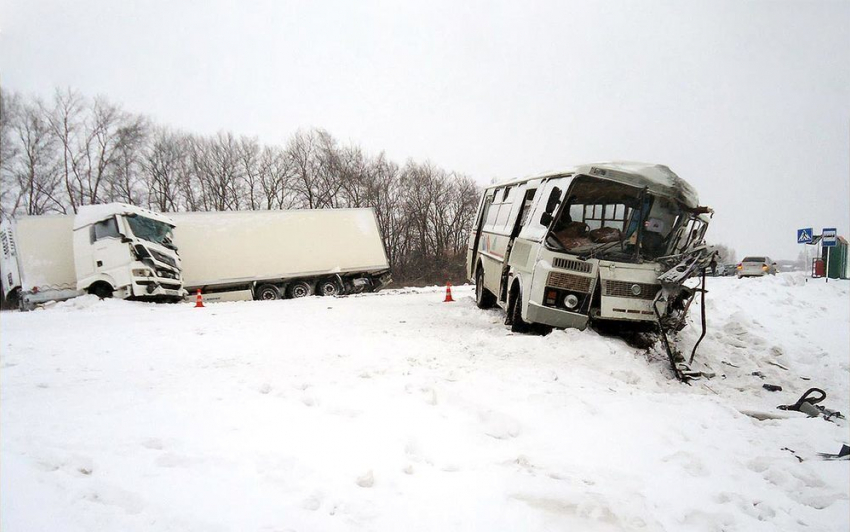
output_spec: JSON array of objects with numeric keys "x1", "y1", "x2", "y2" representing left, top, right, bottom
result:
[{"x1": 0, "y1": 87, "x2": 480, "y2": 284}]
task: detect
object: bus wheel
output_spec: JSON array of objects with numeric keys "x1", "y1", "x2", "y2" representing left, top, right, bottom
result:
[
  {"x1": 475, "y1": 268, "x2": 495, "y2": 309},
  {"x1": 256, "y1": 284, "x2": 281, "y2": 301},
  {"x1": 318, "y1": 278, "x2": 341, "y2": 297},
  {"x1": 509, "y1": 287, "x2": 530, "y2": 333},
  {"x1": 288, "y1": 281, "x2": 313, "y2": 298}
]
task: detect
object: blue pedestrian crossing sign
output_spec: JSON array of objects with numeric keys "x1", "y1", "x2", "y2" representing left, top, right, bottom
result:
[
  {"x1": 822, "y1": 228, "x2": 837, "y2": 247},
  {"x1": 797, "y1": 228, "x2": 813, "y2": 244}
]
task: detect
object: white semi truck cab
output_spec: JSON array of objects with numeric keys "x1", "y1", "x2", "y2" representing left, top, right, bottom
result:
[
  {"x1": 73, "y1": 204, "x2": 185, "y2": 301},
  {"x1": 2, "y1": 203, "x2": 185, "y2": 310}
]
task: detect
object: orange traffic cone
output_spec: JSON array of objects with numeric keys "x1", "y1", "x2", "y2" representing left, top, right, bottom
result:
[
  {"x1": 195, "y1": 288, "x2": 205, "y2": 308},
  {"x1": 443, "y1": 282, "x2": 455, "y2": 303}
]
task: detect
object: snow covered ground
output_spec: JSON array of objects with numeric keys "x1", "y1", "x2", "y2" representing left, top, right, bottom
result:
[{"x1": 1, "y1": 273, "x2": 848, "y2": 531}]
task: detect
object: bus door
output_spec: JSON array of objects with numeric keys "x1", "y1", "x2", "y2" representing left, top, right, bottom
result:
[
  {"x1": 468, "y1": 191, "x2": 495, "y2": 279},
  {"x1": 499, "y1": 185, "x2": 538, "y2": 301}
]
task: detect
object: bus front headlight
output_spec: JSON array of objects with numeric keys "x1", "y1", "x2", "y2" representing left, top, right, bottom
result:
[{"x1": 564, "y1": 294, "x2": 579, "y2": 309}]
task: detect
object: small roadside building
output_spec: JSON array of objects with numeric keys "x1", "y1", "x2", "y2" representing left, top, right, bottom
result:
[{"x1": 821, "y1": 235, "x2": 849, "y2": 279}]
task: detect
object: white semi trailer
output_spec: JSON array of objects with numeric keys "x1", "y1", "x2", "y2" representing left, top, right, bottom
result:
[
  {"x1": 169, "y1": 208, "x2": 391, "y2": 302},
  {"x1": 1, "y1": 204, "x2": 185, "y2": 310}
]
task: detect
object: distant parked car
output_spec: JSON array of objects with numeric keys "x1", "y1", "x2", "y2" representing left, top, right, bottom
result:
[{"x1": 736, "y1": 256, "x2": 777, "y2": 278}]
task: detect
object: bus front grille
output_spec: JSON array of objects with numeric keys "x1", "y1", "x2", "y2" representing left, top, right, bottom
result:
[
  {"x1": 552, "y1": 257, "x2": 593, "y2": 273},
  {"x1": 602, "y1": 280, "x2": 659, "y2": 300},
  {"x1": 546, "y1": 272, "x2": 593, "y2": 293}
]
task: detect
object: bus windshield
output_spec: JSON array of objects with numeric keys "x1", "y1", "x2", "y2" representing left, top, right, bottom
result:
[{"x1": 547, "y1": 175, "x2": 686, "y2": 261}]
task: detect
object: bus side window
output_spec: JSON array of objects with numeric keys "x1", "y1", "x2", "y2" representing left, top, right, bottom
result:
[
  {"x1": 519, "y1": 189, "x2": 537, "y2": 227},
  {"x1": 484, "y1": 200, "x2": 499, "y2": 228},
  {"x1": 495, "y1": 202, "x2": 511, "y2": 228},
  {"x1": 479, "y1": 196, "x2": 494, "y2": 227}
]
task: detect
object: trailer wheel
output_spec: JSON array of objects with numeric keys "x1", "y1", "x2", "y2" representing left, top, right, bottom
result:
[
  {"x1": 89, "y1": 282, "x2": 113, "y2": 300},
  {"x1": 288, "y1": 281, "x2": 313, "y2": 298},
  {"x1": 475, "y1": 268, "x2": 496, "y2": 309},
  {"x1": 317, "y1": 278, "x2": 341, "y2": 297},
  {"x1": 256, "y1": 284, "x2": 281, "y2": 301}
]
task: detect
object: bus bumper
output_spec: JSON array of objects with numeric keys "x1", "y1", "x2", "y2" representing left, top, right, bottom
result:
[{"x1": 526, "y1": 301, "x2": 589, "y2": 330}]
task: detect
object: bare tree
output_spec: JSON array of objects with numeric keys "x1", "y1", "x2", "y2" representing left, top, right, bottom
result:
[
  {"x1": 46, "y1": 88, "x2": 85, "y2": 212},
  {"x1": 11, "y1": 98, "x2": 63, "y2": 214},
  {"x1": 70, "y1": 97, "x2": 142, "y2": 206},
  {"x1": 0, "y1": 87, "x2": 21, "y2": 216},
  {"x1": 257, "y1": 145, "x2": 296, "y2": 209},
  {"x1": 143, "y1": 128, "x2": 188, "y2": 212},
  {"x1": 189, "y1": 132, "x2": 243, "y2": 211},
  {"x1": 238, "y1": 136, "x2": 261, "y2": 210},
  {"x1": 286, "y1": 128, "x2": 345, "y2": 209},
  {"x1": 104, "y1": 114, "x2": 149, "y2": 205}
]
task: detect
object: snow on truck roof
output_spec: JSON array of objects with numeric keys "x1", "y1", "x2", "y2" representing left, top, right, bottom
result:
[
  {"x1": 73, "y1": 203, "x2": 176, "y2": 229},
  {"x1": 486, "y1": 161, "x2": 700, "y2": 209}
]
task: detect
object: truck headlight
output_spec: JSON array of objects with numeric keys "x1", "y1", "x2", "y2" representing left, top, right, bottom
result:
[
  {"x1": 132, "y1": 269, "x2": 153, "y2": 277},
  {"x1": 564, "y1": 294, "x2": 579, "y2": 309}
]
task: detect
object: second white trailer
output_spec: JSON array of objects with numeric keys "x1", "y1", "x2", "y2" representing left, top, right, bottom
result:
[{"x1": 169, "y1": 208, "x2": 392, "y2": 301}]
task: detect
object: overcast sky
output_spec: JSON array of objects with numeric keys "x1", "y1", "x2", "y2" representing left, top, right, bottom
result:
[{"x1": 2, "y1": 0, "x2": 848, "y2": 260}]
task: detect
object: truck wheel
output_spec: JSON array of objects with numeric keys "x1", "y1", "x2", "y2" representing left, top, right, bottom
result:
[
  {"x1": 318, "y1": 278, "x2": 341, "y2": 297},
  {"x1": 256, "y1": 284, "x2": 281, "y2": 301},
  {"x1": 288, "y1": 281, "x2": 313, "y2": 298},
  {"x1": 475, "y1": 268, "x2": 496, "y2": 309},
  {"x1": 508, "y1": 287, "x2": 530, "y2": 333},
  {"x1": 7, "y1": 288, "x2": 20, "y2": 309},
  {"x1": 89, "y1": 282, "x2": 113, "y2": 300}
]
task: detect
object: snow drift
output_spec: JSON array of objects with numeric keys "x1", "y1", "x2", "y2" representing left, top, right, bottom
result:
[{"x1": 1, "y1": 273, "x2": 847, "y2": 531}]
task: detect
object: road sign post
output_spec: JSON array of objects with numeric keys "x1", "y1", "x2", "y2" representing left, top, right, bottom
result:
[
  {"x1": 798, "y1": 228, "x2": 814, "y2": 282},
  {"x1": 822, "y1": 228, "x2": 837, "y2": 283}
]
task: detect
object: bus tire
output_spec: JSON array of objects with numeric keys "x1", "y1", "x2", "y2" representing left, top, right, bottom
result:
[
  {"x1": 475, "y1": 268, "x2": 496, "y2": 309},
  {"x1": 509, "y1": 285, "x2": 530, "y2": 333}
]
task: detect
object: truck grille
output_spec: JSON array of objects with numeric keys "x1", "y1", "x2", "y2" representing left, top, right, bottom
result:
[
  {"x1": 552, "y1": 257, "x2": 592, "y2": 273},
  {"x1": 156, "y1": 269, "x2": 180, "y2": 280},
  {"x1": 602, "y1": 280, "x2": 659, "y2": 300},
  {"x1": 150, "y1": 249, "x2": 177, "y2": 269},
  {"x1": 546, "y1": 272, "x2": 593, "y2": 293}
]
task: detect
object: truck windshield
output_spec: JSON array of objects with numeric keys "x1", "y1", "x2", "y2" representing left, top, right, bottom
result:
[
  {"x1": 547, "y1": 175, "x2": 686, "y2": 261},
  {"x1": 125, "y1": 215, "x2": 175, "y2": 248}
]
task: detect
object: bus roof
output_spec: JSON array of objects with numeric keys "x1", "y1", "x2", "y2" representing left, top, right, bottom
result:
[{"x1": 485, "y1": 161, "x2": 699, "y2": 209}]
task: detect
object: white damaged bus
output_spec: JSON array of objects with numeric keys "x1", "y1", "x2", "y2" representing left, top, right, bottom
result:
[{"x1": 467, "y1": 162, "x2": 715, "y2": 379}]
